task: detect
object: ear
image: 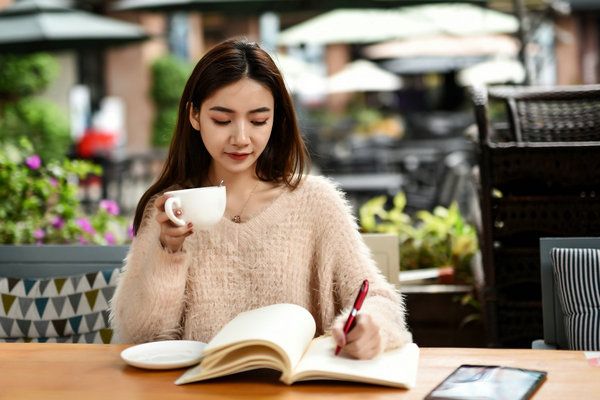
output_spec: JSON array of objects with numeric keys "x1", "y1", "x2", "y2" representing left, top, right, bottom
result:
[{"x1": 189, "y1": 104, "x2": 201, "y2": 131}]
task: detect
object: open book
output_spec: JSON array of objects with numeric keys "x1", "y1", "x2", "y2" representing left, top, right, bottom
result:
[{"x1": 175, "y1": 303, "x2": 419, "y2": 388}]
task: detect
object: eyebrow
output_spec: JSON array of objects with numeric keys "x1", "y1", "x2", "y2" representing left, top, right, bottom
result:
[{"x1": 209, "y1": 106, "x2": 271, "y2": 114}]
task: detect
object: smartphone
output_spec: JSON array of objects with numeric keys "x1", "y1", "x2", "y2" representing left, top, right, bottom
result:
[{"x1": 425, "y1": 364, "x2": 547, "y2": 400}]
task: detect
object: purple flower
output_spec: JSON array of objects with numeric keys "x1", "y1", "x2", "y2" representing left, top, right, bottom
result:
[
  {"x1": 78, "y1": 235, "x2": 89, "y2": 244},
  {"x1": 104, "y1": 232, "x2": 115, "y2": 245},
  {"x1": 76, "y1": 217, "x2": 95, "y2": 235},
  {"x1": 127, "y1": 224, "x2": 135, "y2": 239},
  {"x1": 34, "y1": 229, "x2": 45, "y2": 240},
  {"x1": 100, "y1": 199, "x2": 120, "y2": 216},
  {"x1": 51, "y1": 216, "x2": 64, "y2": 229},
  {"x1": 49, "y1": 177, "x2": 58, "y2": 187},
  {"x1": 25, "y1": 155, "x2": 41, "y2": 170}
]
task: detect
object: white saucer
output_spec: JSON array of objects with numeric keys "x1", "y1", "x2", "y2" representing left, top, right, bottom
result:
[{"x1": 120, "y1": 340, "x2": 207, "y2": 370}]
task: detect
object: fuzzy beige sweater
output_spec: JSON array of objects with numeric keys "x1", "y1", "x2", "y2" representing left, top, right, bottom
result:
[{"x1": 110, "y1": 174, "x2": 411, "y2": 350}]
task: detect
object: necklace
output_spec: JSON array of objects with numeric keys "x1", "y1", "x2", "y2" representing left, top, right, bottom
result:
[
  {"x1": 232, "y1": 181, "x2": 260, "y2": 223},
  {"x1": 208, "y1": 176, "x2": 260, "y2": 223}
]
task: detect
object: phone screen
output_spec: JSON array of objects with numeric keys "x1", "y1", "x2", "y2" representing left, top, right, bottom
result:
[{"x1": 425, "y1": 364, "x2": 547, "y2": 400}]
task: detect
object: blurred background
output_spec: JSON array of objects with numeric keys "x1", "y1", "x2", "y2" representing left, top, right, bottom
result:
[
  {"x1": 2, "y1": 0, "x2": 596, "y2": 219},
  {"x1": 1, "y1": 0, "x2": 599, "y2": 350}
]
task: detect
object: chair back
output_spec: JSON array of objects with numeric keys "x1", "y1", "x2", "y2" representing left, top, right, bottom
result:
[
  {"x1": 539, "y1": 237, "x2": 600, "y2": 349},
  {"x1": 471, "y1": 85, "x2": 600, "y2": 348},
  {"x1": 485, "y1": 85, "x2": 600, "y2": 142},
  {"x1": 361, "y1": 233, "x2": 400, "y2": 287}
]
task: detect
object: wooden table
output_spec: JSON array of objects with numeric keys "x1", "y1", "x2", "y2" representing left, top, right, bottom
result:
[{"x1": 0, "y1": 343, "x2": 596, "y2": 400}]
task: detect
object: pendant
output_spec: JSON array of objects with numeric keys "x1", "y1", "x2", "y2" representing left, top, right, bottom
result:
[{"x1": 232, "y1": 215, "x2": 241, "y2": 223}]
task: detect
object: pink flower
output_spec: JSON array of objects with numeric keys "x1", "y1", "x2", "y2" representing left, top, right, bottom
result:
[
  {"x1": 100, "y1": 199, "x2": 120, "y2": 216},
  {"x1": 34, "y1": 229, "x2": 45, "y2": 240},
  {"x1": 51, "y1": 216, "x2": 64, "y2": 229},
  {"x1": 127, "y1": 224, "x2": 135, "y2": 239},
  {"x1": 49, "y1": 177, "x2": 58, "y2": 187},
  {"x1": 78, "y1": 235, "x2": 89, "y2": 244},
  {"x1": 76, "y1": 217, "x2": 95, "y2": 235},
  {"x1": 25, "y1": 155, "x2": 41, "y2": 170},
  {"x1": 104, "y1": 232, "x2": 115, "y2": 245}
]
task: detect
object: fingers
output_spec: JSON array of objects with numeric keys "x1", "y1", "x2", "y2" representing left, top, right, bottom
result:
[
  {"x1": 334, "y1": 313, "x2": 382, "y2": 360},
  {"x1": 155, "y1": 193, "x2": 193, "y2": 253}
]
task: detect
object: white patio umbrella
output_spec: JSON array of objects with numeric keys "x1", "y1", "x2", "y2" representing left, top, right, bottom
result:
[
  {"x1": 278, "y1": 3, "x2": 518, "y2": 46},
  {"x1": 327, "y1": 59, "x2": 403, "y2": 94},
  {"x1": 270, "y1": 52, "x2": 327, "y2": 100},
  {"x1": 457, "y1": 58, "x2": 526, "y2": 87},
  {"x1": 363, "y1": 34, "x2": 520, "y2": 59},
  {"x1": 0, "y1": 0, "x2": 150, "y2": 53}
]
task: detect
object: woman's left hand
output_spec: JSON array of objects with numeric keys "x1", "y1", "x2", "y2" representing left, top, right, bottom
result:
[{"x1": 331, "y1": 311, "x2": 382, "y2": 359}]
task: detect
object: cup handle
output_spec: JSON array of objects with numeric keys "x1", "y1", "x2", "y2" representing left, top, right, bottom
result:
[{"x1": 165, "y1": 197, "x2": 186, "y2": 226}]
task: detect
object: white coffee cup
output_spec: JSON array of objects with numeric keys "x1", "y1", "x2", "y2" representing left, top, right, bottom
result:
[{"x1": 164, "y1": 186, "x2": 226, "y2": 230}]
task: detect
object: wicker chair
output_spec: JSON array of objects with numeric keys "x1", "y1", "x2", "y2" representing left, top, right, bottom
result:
[{"x1": 471, "y1": 85, "x2": 600, "y2": 348}]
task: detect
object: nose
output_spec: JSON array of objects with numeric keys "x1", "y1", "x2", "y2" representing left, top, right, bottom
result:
[{"x1": 230, "y1": 121, "x2": 251, "y2": 146}]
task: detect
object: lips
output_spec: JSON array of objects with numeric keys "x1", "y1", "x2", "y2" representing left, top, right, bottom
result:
[{"x1": 227, "y1": 152, "x2": 250, "y2": 161}]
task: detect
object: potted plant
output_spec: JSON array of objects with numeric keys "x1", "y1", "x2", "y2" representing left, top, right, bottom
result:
[{"x1": 359, "y1": 192, "x2": 483, "y2": 346}]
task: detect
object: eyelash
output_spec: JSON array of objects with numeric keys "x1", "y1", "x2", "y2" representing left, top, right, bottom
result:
[{"x1": 212, "y1": 120, "x2": 268, "y2": 126}]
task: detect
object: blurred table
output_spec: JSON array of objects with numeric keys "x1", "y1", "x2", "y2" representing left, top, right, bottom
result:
[{"x1": 0, "y1": 343, "x2": 596, "y2": 399}]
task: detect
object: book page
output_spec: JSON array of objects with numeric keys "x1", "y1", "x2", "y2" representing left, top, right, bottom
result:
[
  {"x1": 176, "y1": 304, "x2": 316, "y2": 385},
  {"x1": 288, "y1": 336, "x2": 420, "y2": 388}
]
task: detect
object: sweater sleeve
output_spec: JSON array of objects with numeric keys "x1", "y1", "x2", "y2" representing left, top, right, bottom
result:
[
  {"x1": 310, "y1": 176, "x2": 412, "y2": 351},
  {"x1": 109, "y1": 197, "x2": 191, "y2": 343}
]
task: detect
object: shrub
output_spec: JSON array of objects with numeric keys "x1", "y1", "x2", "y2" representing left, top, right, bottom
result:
[
  {"x1": 0, "y1": 98, "x2": 71, "y2": 161},
  {"x1": 0, "y1": 52, "x2": 71, "y2": 161},
  {"x1": 0, "y1": 53, "x2": 59, "y2": 98},
  {"x1": 149, "y1": 55, "x2": 192, "y2": 147},
  {"x1": 0, "y1": 138, "x2": 132, "y2": 245}
]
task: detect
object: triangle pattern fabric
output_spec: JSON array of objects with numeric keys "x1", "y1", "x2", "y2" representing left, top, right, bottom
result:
[
  {"x1": 85, "y1": 289, "x2": 99, "y2": 310},
  {"x1": 54, "y1": 278, "x2": 67, "y2": 294},
  {"x1": 69, "y1": 315, "x2": 82, "y2": 334},
  {"x1": 7, "y1": 278, "x2": 20, "y2": 293},
  {"x1": 18, "y1": 297, "x2": 34, "y2": 318},
  {"x1": 24, "y1": 279, "x2": 37, "y2": 296},
  {"x1": 34, "y1": 298, "x2": 49, "y2": 318},
  {"x1": 86, "y1": 312, "x2": 100, "y2": 332},
  {"x1": 85, "y1": 272, "x2": 98, "y2": 289},
  {"x1": 70, "y1": 275, "x2": 83, "y2": 292},
  {"x1": 2, "y1": 294, "x2": 16, "y2": 315},
  {"x1": 38, "y1": 279, "x2": 51, "y2": 295},
  {"x1": 51, "y1": 296, "x2": 66, "y2": 317},
  {"x1": 1, "y1": 267, "x2": 121, "y2": 344},
  {"x1": 68, "y1": 293, "x2": 82, "y2": 314},
  {"x1": 16, "y1": 319, "x2": 31, "y2": 337},
  {"x1": 0, "y1": 316, "x2": 15, "y2": 336}
]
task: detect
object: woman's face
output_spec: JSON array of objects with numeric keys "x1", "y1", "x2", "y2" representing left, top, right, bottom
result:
[{"x1": 190, "y1": 77, "x2": 274, "y2": 177}]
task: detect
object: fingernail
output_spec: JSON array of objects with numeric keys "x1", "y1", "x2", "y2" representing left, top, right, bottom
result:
[{"x1": 187, "y1": 222, "x2": 193, "y2": 228}]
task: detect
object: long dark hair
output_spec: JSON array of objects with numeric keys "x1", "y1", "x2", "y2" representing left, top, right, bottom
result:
[{"x1": 133, "y1": 38, "x2": 310, "y2": 234}]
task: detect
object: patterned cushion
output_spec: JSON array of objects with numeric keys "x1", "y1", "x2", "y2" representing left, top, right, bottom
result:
[
  {"x1": 551, "y1": 248, "x2": 600, "y2": 351},
  {"x1": 0, "y1": 268, "x2": 121, "y2": 344}
]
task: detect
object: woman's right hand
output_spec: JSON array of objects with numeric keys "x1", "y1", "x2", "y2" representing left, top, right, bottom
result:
[{"x1": 154, "y1": 194, "x2": 193, "y2": 253}]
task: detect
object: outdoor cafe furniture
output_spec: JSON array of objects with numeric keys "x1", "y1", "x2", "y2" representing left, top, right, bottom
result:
[
  {"x1": 1, "y1": 342, "x2": 597, "y2": 399},
  {"x1": 471, "y1": 84, "x2": 600, "y2": 349}
]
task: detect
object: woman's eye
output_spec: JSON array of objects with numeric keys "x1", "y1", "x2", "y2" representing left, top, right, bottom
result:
[
  {"x1": 213, "y1": 119, "x2": 230, "y2": 126},
  {"x1": 252, "y1": 120, "x2": 268, "y2": 126}
]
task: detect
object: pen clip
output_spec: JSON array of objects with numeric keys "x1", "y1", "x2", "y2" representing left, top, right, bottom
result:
[{"x1": 352, "y1": 279, "x2": 369, "y2": 311}]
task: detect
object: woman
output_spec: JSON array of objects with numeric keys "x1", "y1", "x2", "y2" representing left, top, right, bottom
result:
[{"x1": 110, "y1": 38, "x2": 411, "y2": 359}]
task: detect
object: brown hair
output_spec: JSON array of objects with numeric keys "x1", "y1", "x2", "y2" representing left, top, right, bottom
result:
[{"x1": 132, "y1": 38, "x2": 310, "y2": 234}]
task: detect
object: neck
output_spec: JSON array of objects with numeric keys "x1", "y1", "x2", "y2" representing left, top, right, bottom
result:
[{"x1": 207, "y1": 165, "x2": 259, "y2": 193}]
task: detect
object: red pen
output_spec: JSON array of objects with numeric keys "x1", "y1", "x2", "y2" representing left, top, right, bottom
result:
[{"x1": 335, "y1": 279, "x2": 369, "y2": 356}]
